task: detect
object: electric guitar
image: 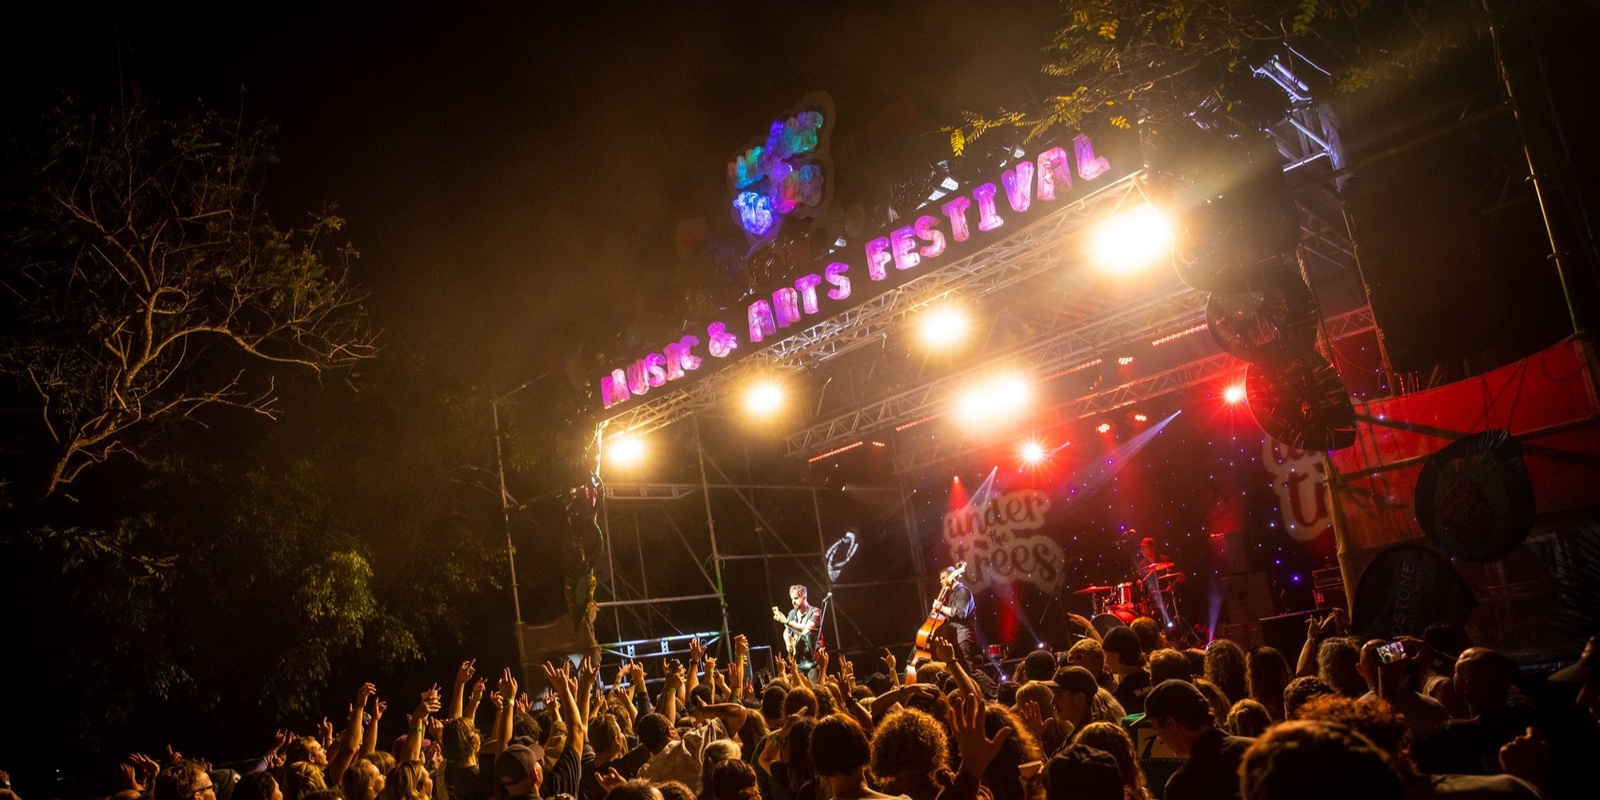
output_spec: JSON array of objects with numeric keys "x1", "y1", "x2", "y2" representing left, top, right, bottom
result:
[{"x1": 772, "y1": 605, "x2": 815, "y2": 657}]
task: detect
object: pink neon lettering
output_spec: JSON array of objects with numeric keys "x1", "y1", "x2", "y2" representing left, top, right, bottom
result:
[
  {"x1": 890, "y1": 225, "x2": 921, "y2": 271},
  {"x1": 915, "y1": 215, "x2": 946, "y2": 258},
  {"x1": 644, "y1": 352, "x2": 668, "y2": 387},
  {"x1": 663, "y1": 342, "x2": 686, "y2": 381},
  {"x1": 625, "y1": 361, "x2": 650, "y2": 396},
  {"x1": 773, "y1": 287, "x2": 802, "y2": 327},
  {"x1": 708, "y1": 322, "x2": 738, "y2": 357},
  {"x1": 1002, "y1": 161, "x2": 1034, "y2": 212},
  {"x1": 1036, "y1": 147, "x2": 1071, "y2": 201},
  {"x1": 601, "y1": 370, "x2": 630, "y2": 408},
  {"x1": 865, "y1": 236, "x2": 893, "y2": 281},
  {"x1": 824, "y1": 262, "x2": 852, "y2": 300},
  {"x1": 747, "y1": 301, "x2": 777, "y2": 343},
  {"x1": 972, "y1": 183, "x2": 1003, "y2": 232},
  {"x1": 676, "y1": 335, "x2": 702, "y2": 371},
  {"x1": 1074, "y1": 134, "x2": 1110, "y2": 180},
  {"x1": 795, "y1": 273, "x2": 823, "y2": 314},
  {"x1": 941, "y1": 195, "x2": 972, "y2": 242}
]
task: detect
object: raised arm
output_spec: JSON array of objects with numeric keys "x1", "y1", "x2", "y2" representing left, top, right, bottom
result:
[
  {"x1": 577, "y1": 657, "x2": 600, "y2": 723},
  {"x1": 449, "y1": 659, "x2": 476, "y2": 720},
  {"x1": 363, "y1": 698, "x2": 386, "y2": 756},
  {"x1": 686, "y1": 637, "x2": 704, "y2": 698},
  {"x1": 659, "y1": 659, "x2": 684, "y2": 727},
  {"x1": 327, "y1": 682, "x2": 376, "y2": 783},
  {"x1": 404, "y1": 684, "x2": 442, "y2": 765}
]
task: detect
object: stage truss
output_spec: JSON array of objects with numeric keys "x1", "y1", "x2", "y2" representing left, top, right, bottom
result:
[{"x1": 581, "y1": 55, "x2": 1393, "y2": 661}]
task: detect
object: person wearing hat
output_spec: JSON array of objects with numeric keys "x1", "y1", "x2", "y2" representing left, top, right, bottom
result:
[
  {"x1": 496, "y1": 742, "x2": 548, "y2": 800},
  {"x1": 1549, "y1": 633, "x2": 1600, "y2": 724},
  {"x1": 1041, "y1": 666, "x2": 1101, "y2": 740},
  {"x1": 1045, "y1": 743, "x2": 1123, "y2": 800},
  {"x1": 1142, "y1": 680, "x2": 1251, "y2": 800},
  {"x1": 1102, "y1": 626, "x2": 1151, "y2": 715}
]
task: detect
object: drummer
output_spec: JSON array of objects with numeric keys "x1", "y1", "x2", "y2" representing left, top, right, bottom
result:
[{"x1": 1134, "y1": 535, "x2": 1183, "y2": 628}]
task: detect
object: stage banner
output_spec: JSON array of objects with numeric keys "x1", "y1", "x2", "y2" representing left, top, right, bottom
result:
[
  {"x1": 1262, "y1": 440, "x2": 1332, "y2": 543},
  {"x1": 943, "y1": 483, "x2": 1064, "y2": 595}
]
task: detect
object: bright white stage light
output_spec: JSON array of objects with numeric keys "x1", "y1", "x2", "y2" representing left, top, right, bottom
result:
[
  {"x1": 607, "y1": 435, "x2": 647, "y2": 468},
  {"x1": 1091, "y1": 205, "x2": 1172, "y2": 272},
  {"x1": 1096, "y1": 422, "x2": 1113, "y2": 434},
  {"x1": 1224, "y1": 384, "x2": 1248, "y2": 404},
  {"x1": 956, "y1": 373, "x2": 1032, "y2": 426},
  {"x1": 744, "y1": 379, "x2": 785, "y2": 417},
  {"x1": 1020, "y1": 441, "x2": 1046, "y2": 464},
  {"x1": 917, "y1": 304, "x2": 970, "y2": 350},
  {"x1": 1133, "y1": 413, "x2": 1149, "y2": 423}
]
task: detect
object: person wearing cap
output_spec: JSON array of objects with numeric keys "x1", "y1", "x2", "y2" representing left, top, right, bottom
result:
[
  {"x1": 496, "y1": 742, "x2": 548, "y2": 800},
  {"x1": 1142, "y1": 680, "x2": 1251, "y2": 800},
  {"x1": 1041, "y1": 666, "x2": 1101, "y2": 742},
  {"x1": 1103, "y1": 627, "x2": 1151, "y2": 715},
  {"x1": 1045, "y1": 743, "x2": 1123, "y2": 800},
  {"x1": 1550, "y1": 632, "x2": 1600, "y2": 723}
]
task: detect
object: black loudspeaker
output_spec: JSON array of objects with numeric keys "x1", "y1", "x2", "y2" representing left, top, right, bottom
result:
[
  {"x1": 1217, "y1": 621, "x2": 1264, "y2": 650},
  {"x1": 1219, "y1": 530, "x2": 1250, "y2": 574},
  {"x1": 1258, "y1": 610, "x2": 1319, "y2": 657},
  {"x1": 1222, "y1": 571, "x2": 1274, "y2": 625}
]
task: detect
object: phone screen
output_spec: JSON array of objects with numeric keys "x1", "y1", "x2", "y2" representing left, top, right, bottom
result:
[{"x1": 1376, "y1": 640, "x2": 1406, "y2": 664}]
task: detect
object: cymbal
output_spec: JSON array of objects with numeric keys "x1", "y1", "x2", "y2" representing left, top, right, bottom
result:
[
  {"x1": 1156, "y1": 571, "x2": 1185, "y2": 581},
  {"x1": 1073, "y1": 585, "x2": 1115, "y2": 594},
  {"x1": 1143, "y1": 561, "x2": 1176, "y2": 572}
]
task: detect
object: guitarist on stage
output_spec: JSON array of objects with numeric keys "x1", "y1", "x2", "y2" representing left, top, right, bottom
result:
[{"x1": 773, "y1": 584, "x2": 823, "y2": 680}]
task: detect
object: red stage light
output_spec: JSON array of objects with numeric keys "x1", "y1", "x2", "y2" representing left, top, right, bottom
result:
[{"x1": 1224, "y1": 384, "x2": 1247, "y2": 404}]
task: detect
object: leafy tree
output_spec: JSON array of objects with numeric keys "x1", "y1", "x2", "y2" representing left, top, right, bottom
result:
[
  {"x1": 0, "y1": 97, "x2": 377, "y2": 501},
  {"x1": 949, "y1": 0, "x2": 1490, "y2": 150}
]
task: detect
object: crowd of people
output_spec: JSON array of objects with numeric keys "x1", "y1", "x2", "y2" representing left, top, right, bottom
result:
[{"x1": 8, "y1": 614, "x2": 1596, "y2": 800}]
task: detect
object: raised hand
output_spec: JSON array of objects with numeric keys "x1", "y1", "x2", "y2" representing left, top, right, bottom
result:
[
  {"x1": 318, "y1": 716, "x2": 335, "y2": 745},
  {"x1": 772, "y1": 607, "x2": 787, "y2": 624},
  {"x1": 879, "y1": 648, "x2": 897, "y2": 674},
  {"x1": 734, "y1": 634, "x2": 749, "y2": 658},
  {"x1": 355, "y1": 682, "x2": 378, "y2": 708},
  {"x1": 498, "y1": 667, "x2": 519, "y2": 702},
  {"x1": 688, "y1": 637, "x2": 705, "y2": 663},
  {"x1": 1015, "y1": 700, "x2": 1047, "y2": 738},
  {"x1": 271, "y1": 729, "x2": 293, "y2": 753},
  {"x1": 817, "y1": 647, "x2": 830, "y2": 677},
  {"x1": 455, "y1": 659, "x2": 477, "y2": 686},
  {"x1": 579, "y1": 657, "x2": 600, "y2": 692},
  {"x1": 417, "y1": 684, "x2": 443, "y2": 716},
  {"x1": 596, "y1": 767, "x2": 626, "y2": 793},
  {"x1": 130, "y1": 752, "x2": 161, "y2": 784},
  {"x1": 469, "y1": 678, "x2": 486, "y2": 702},
  {"x1": 517, "y1": 691, "x2": 532, "y2": 714},
  {"x1": 117, "y1": 763, "x2": 142, "y2": 792},
  {"x1": 705, "y1": 655, "x2": 718, "y2": 677},
  {"x1": 426, "y1": 716, "x2": 445, "y2": 742},
  {"x1": 948, "y1": 690, "x2": 1010, "y2": 779},
  {"x1": 629, "y1": 661, "x2": 646, "y2": 687}
]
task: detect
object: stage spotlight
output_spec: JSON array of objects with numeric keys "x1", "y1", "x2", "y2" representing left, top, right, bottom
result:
[
  {"x1": 1096, "y1": 422, "x2": 1113, "y2": 434},
  {"x1": 1117, "y1": 356, "x2": 1135, "y2": 366},
  {"x1": 743, "y1": 378, "x2": 785, "y2": 417},
  {"x1": 1020, "y1": 441, "x2": 1046, "y2": 465},
  {"x1": 1091, "y1": 205, "x2": 1171, "y2": 272},
  {"x1": 607, "y1": 435, "x2": 646, "y2": 468},
  {"x1": 917, "y1": 303, "x2": 971, "y2": 350},
  {"x1": 956, "y1": 373, "x2": 1032, "y2": 427},
  {"x1": 1223, "y1": 384, "x2": 1248, "y2": 404},
  {"x1": 1132, "y1": 413, "x2": 1149, "y2": 423}
]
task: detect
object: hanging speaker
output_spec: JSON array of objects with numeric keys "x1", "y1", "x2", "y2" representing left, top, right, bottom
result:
[
  {"x1": 1246, "y1": 354, "x2": 1357, "y2": 451},
  {"x1": 1414, "y1": 429, "x2": 1536, "y2": 562},
  {"x1": 1206, "y1": 256, "x2": 1319, "y2": 367}
]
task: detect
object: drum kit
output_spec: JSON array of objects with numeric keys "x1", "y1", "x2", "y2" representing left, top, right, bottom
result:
[{"x1": 1073, "y1": 562, "x2": 1184, "y2": 632}]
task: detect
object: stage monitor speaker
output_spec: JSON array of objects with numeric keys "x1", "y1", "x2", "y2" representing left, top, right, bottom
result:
[
  {"x1": 1217, "y1": 621, "x2": 1264, "y2": 651},
  {"x1": 1222, "y1": 571, "x2": 1274, "y2": 625},
  {"x1": 1258, "y1": 610, "x2": 1319, "y2": 657},
  {"x1": 1220, "y1": 530, "x2": 1250, "y2": 574}
]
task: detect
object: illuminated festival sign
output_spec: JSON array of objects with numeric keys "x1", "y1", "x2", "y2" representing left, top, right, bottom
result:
[
  {"x1": 728, "y1": 92, "x2": 834, "y2": 243},
  {"x1": 597, "y1": 123, "x2": 1133, "y2": 412}
]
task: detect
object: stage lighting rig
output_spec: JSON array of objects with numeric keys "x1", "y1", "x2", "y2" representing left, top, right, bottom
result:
[
  {"x1": 606, "y1": 435, "x2": 647, "y2": 468},
  {"x1": 1090, "y1": 205, "x2": 1171, "y2": 272}
]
